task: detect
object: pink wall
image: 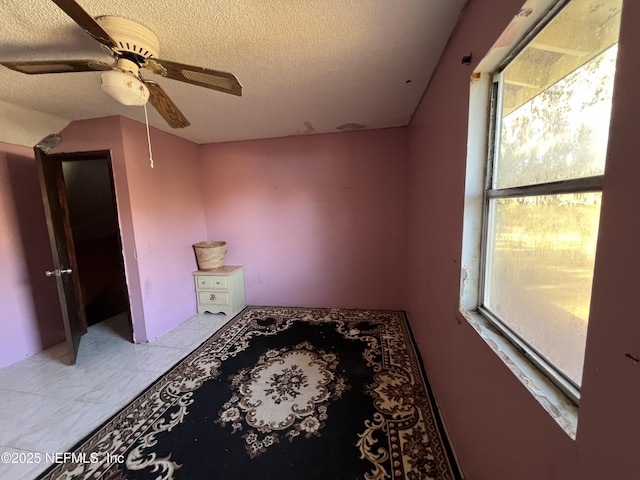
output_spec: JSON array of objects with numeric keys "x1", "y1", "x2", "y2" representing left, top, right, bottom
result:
[
  {"x1": 0, "y1": 121, "x2": 405, "y2": 367},
  {"x1": 199, "y1": 129, "x2": 408, "y2": 310},
  {"x1": 0, "y1": 142, "x2": 64, "y2": 368},
  {"x1": 405, "y1": 0, "x2": 640, "y2": 478},
  {"x1": 118, "y1": 118, "x2": 207, "y2": 340},
  {"x1": 53, "y1": 117, "x2": 207, "y2": 342}
]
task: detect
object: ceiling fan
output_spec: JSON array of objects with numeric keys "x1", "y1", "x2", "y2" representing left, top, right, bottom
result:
[{"x1": 0, "y1": 0, "x2": 242, "y2": 129}]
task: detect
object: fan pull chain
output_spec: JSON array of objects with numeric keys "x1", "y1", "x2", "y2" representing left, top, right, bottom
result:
[{"x1": 143, "y1": 102, "x2": 154, "y2": 168}]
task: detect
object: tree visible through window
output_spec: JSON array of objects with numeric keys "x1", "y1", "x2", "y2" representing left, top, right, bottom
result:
[{"x1": 481, "y1": 0, "x2": 622, "y2": 396}]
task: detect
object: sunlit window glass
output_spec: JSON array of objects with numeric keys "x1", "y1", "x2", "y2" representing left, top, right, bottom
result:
[{"x1": 482, "y1": 0, "x2": 622, "y2": 389}]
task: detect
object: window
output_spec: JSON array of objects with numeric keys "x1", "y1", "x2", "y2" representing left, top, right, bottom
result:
[{"x1": 478, "y1": 0, "x2": 623, "y2": 402}]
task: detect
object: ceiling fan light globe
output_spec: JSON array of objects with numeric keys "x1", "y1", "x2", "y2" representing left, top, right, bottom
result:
[{"x1": 101, "y1": 70, "x2": 149, "y2": 106}]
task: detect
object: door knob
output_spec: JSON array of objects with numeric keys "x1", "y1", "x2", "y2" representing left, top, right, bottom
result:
[{"x1": 45, "y1": 268, "x2": 72, "y2": 277}]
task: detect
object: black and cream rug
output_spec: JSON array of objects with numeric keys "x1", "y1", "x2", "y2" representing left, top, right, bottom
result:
[{"x1": 38, "y1": 307, "x2": 459, "y2": 480}]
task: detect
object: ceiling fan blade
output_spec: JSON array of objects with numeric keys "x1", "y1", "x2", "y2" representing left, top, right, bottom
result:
[
  {"x1": 144, "y1": 58, "x2": 242, "y2": 96},
  {"x1": 143, "y1": 80, "x2": 191, "y2": 129},
  {"x1": 1, "y1": 59, "x2": 112, "y2": 74},
  {"x1": 51, "y1": 0, "x2": 116, "y2": 49}
]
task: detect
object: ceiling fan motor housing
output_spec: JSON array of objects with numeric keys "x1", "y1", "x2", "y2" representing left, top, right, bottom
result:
[{"x1": 96, "y1": 16, "x2": 160, "y2": 60}]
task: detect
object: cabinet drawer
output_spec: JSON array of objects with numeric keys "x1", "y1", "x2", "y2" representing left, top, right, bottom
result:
[
  {"x1": 197, "y1": 291, "x2": 230, "y2": 305},
  {"x1": 195, "y1": 276, "x2": 229, "y2": 290}
]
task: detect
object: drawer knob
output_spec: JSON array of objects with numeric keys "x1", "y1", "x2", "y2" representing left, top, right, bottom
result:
[{"x1": 210, "y1": 293, "x2": 216, "y2": 301}]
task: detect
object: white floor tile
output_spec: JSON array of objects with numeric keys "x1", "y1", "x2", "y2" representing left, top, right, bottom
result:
[
  {"x1": 0, "y1": 447, "x2": 51, "y2": 480},
  {"x1": 0, "y1": 311, "x2": 229, "y2": 480},
  {"x1": 0, "y1": 391, "x2": 71, "y2": 447},
  {"x1": 9, "y1": 400, "x2": 116, "y2": 453}
]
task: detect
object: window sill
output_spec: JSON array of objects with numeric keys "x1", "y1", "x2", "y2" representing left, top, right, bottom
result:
[{"x1": 459, "y1": 309, "x2": 578, "y2": 439}]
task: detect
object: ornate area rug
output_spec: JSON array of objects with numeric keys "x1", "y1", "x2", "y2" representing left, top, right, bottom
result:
[{"x1": 38, "y1": 307, "x2": 459, "y2": 480}]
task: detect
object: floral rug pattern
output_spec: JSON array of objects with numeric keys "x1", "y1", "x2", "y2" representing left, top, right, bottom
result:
[
  {"x1": 216, "y1": 342, "x2": 350, "y2": 457},
  {"x1": 37, "y1": 307, "x2": 458, "y2": 480}
]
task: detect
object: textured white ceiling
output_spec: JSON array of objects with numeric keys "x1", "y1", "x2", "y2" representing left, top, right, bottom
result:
[{"x1": 0, "y1": 0, "x2": 467, "y2": 146}]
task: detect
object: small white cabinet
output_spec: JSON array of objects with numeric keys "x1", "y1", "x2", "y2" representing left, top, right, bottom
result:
[{"x1": 193, "y1": 265, "x2": 246, "y2": 316}]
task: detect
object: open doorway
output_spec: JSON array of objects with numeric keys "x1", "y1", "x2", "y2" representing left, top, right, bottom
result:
[{"x1": 61, "y1": 152, "x2": 132, "y2": 340}]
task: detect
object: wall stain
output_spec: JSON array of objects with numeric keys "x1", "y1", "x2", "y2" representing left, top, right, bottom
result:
[
  {"x1": 336, "y1": 123, "x2": 366, "y2": 131},
  {"x1": 302, "y1": 121, "x2": 315, "y2": 134}
]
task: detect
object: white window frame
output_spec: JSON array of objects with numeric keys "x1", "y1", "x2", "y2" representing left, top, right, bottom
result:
[
  {"x1": 478, "y1": 64, "x2": 605, "y2": 405},
  {"x1": 458, "y1": 0, "x2": 618, "y2": 438}
]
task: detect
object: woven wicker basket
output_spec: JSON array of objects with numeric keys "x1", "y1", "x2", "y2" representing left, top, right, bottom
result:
[{"x1": 193, "y1": 241, "x2": 227, "y2": 270}]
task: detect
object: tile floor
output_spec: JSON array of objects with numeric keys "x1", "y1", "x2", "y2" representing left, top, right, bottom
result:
[{"x1": 0, "y1": 312, "x2": 231, "y2": 480}]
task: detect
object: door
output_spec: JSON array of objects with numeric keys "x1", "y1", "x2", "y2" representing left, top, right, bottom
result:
[{"x1": 34, "y1": 137, "x2": 87, "y2": 364}]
